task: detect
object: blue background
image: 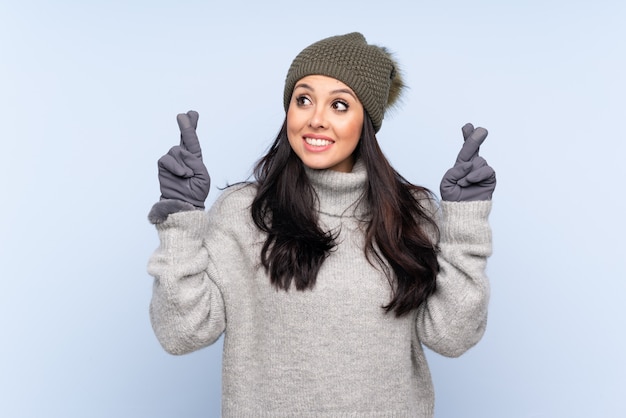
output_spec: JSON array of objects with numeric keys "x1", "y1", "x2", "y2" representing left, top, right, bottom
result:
[{"x1": 1, "y1": 1, "x2": 624, "y2": 417}]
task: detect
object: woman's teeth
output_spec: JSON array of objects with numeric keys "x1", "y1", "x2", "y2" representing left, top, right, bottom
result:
[{"x1": 305, "y1": 137, "x2": 332, "y2": 146}]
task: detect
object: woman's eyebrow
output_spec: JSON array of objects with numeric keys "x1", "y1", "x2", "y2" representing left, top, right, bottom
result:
[
  {"x1": 293, "y1": 83, "x2": 357, "y2": 100},
  {"x1": 331, "y1": 88, "x2": 357, "y2": 100},
  {"x1": 294, "y1": 82, "x2": 313, "y2": 91}
]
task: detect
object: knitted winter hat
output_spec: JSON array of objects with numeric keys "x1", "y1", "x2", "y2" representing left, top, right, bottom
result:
[{"x1": 283, "y1": 32, "x2": 404, "y2": 133}]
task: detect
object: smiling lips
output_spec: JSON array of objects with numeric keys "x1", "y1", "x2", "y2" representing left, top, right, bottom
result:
[{"x1": 304, "y1": 136, "x2": 334, "y2": 149}]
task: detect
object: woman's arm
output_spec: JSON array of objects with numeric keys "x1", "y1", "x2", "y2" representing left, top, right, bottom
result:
[
  {"x1": 147, "y1": 110, "x2": 226, "y2": 354},
  {"x1": 416, "y1": 200, "x2": 492, "y2": 357},
  {"x1": 148, "y1": 208, "x2": 226, "y2": 355}
]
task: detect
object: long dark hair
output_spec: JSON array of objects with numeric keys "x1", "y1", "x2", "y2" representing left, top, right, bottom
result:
[{"x1": 251, "y1": 114, "x2": 439, "y2": 316}]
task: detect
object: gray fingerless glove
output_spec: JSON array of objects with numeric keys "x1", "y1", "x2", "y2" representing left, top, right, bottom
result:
[
  {"x1": 157, "y1": 110, "x2": 211, "y2": 208},
  {"x1": 149, "y1": 111, "x2": 211, "y2": 224},
  {"x1": 440, "y1": 123, "x2": 496, "y2": 201}
]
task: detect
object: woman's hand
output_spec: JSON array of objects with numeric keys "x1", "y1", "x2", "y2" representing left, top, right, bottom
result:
[
  {"x1": 440, "y1": 123, "x2": 496, "y2": 202},
  {"x1": 157, "y1": 111, "x2": 211, "y2": 208}
]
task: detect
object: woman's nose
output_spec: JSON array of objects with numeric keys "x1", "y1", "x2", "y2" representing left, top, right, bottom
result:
[{"x1": 308, "y1": 107, "x2": 327, "y2": 129}]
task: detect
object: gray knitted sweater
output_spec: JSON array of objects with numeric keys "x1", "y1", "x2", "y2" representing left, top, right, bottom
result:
[{"x1": 148, "y1": 161, "x2": 492, "y2": 417}]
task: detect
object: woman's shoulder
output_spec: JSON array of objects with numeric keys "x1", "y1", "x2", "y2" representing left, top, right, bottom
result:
[
  {"x1": 207, "y1": 182, "x2": 257, "y2": 219},
  {"x1": 201, "y1": 183, "x2": 258, "y2": 235},
  {"x1": 409, "y1": 187, "x2": 440, "y2": 217}
]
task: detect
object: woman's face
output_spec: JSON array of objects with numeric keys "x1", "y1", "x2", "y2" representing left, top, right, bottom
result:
[{"x1": 286, "y1": 75, "x2": 364, "y2": 173}]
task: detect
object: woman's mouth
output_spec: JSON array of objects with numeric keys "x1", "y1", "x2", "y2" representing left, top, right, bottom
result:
[{"x1": 304, "y1": 136, "x2": 334, "y2": 147}]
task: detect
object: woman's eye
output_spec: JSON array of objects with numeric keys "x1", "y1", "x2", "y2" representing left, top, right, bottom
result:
[
  {"x1": 332, "y1": 100, "x2": 349, "y2": 111},
  {"x1": 296, "y1": 96, "x2": 311, "y2": 106}
]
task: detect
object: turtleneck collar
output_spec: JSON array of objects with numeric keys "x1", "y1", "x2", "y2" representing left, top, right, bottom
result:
[{"x1": 304, "y1": 159, "x2": 369, "y2": 217}]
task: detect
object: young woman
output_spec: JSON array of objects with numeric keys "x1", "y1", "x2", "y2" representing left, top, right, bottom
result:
[{"x1": 148, "y1": 32, "x2": 496, "y2": 417}]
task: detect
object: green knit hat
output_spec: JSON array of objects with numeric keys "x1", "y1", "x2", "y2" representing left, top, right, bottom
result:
[{"x1": 283, "y1": 32, "x2": 404, "y2": 133}]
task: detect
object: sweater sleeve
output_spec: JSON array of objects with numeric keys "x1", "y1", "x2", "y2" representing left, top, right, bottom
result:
[
  {"x1": 416, "y1": 200, "x2": 493, "y2": 358},
  {"x1": 147, "y1": 209, "x2": 226, "y2": 355}
]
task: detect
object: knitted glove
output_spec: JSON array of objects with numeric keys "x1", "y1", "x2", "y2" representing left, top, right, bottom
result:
[
  {"x1": 440, "y1": 123, "x2": 496, "y2": 201},
  {"x1": 157, "y1": 111, "x2": 211, "y2": 208}
]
